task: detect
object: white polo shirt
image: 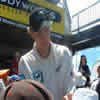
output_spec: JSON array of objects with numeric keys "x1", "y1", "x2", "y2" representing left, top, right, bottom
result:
[{"x1": 19, "y1": 42, "x2": 74, "y2": 100}]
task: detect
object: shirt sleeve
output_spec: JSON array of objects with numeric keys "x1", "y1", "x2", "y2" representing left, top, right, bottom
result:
[
  {"x1": 61, "y1": 47, "x2": 74, "y2": 95},
  {"x1": 18, "y1": 57, "x2": 32, "y2": 79}
]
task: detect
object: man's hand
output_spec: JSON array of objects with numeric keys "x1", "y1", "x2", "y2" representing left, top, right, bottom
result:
[{"x1": 63, "y1": 93, "x2": 73, "y2": 100}]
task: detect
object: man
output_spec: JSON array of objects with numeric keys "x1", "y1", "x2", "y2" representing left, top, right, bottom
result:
[{"x1": 19, "y1": 8, "x2": 74, "y2": 100}]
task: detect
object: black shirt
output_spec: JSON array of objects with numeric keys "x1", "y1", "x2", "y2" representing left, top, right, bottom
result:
[{"x1": 79, "y1": 65, "x2": 91, "y2": 76}]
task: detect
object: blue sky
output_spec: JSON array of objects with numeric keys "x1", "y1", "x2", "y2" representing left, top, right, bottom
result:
[
  {"x1": 80, "y1": 47, "x2": 100, "y2": 67},
  {"x1": 81, "y1": 47, "x2": 100, "y2": 78}
]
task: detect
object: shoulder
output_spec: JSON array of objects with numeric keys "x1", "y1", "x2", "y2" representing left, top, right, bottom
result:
[
  {"x1": 19, "y1": 50, "x2": 34, "y2": 62},
  {"x1": 52, "y1": 42, "x2": 72, "y2": 57},
  {"x1": 23, "y1": 49, "x2": 33, "y2": 57}
]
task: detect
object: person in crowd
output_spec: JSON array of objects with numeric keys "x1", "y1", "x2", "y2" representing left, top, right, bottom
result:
[
  {"x1": 0, "y1": 80, "x2": 53, "y2": 100},
  {"x1": 79, "y1": 55, "x2": 91, "y2": 87},
  {"x1": 91, "y1": 61, "x2": 100, "y2": 100},
  {"x1": 18, "y1": 8, "x2": 76, "y2": 100}
]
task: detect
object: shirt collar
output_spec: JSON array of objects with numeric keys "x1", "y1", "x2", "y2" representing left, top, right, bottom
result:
[{"x1": 33, "y1": 41, "x2": 54, "y2": 59}]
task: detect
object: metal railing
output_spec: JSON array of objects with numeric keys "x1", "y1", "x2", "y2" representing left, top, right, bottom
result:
[{"x1": 72, "y1": 1, "x2": 100, "y2": 34}]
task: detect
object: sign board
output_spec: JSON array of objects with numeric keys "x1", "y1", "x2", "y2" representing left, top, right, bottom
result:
[{"x1": 0, "y1": 0, "x2": 64, "y2": 36}]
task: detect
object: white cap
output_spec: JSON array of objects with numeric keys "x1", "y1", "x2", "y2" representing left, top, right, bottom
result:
[{"x1": 72, "y1": 88, "x2": 98, "y2": 100}]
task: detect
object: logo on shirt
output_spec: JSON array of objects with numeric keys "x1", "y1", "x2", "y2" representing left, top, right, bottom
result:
[{"x1": 32, "y1": 71, "x2": 44, "y2": 83}]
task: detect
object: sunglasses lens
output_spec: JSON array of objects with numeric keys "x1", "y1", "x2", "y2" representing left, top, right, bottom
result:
[{"x1": 40, "y1": 21, "x2": 52, "y2": 30}]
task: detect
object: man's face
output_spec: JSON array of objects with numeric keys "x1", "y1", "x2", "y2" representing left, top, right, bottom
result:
[
  {"x1": 35, "y1": 21, "x2": 52, "y2": 46},
  {"x1": 81, "y1": 57, "x2": 86, "y2": 65},
  {"x1": 37, "y1": 27, "x2": 51, "y2": 46}
]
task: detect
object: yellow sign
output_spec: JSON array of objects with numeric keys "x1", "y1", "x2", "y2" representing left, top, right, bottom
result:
[
  {"x1": 0, "y1": 0, "x2": 64, "y2": 35},
  {"x1": 0, "y1": 4, "x2": 30, "y2": 25}
]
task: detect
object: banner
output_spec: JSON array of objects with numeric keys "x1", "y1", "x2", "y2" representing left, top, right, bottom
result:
[{"x1": 0, "y1": 0, "x2": 64, "y2": 36}]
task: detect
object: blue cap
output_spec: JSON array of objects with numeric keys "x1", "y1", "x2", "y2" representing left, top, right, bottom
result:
[{"x1": 9, "y1": 75, "x2": 20, "y2": 80}]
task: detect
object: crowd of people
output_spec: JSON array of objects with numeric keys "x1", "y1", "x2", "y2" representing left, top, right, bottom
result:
[{"x1": 0, "y1": 8, "x2": 100, "y2": 100}]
